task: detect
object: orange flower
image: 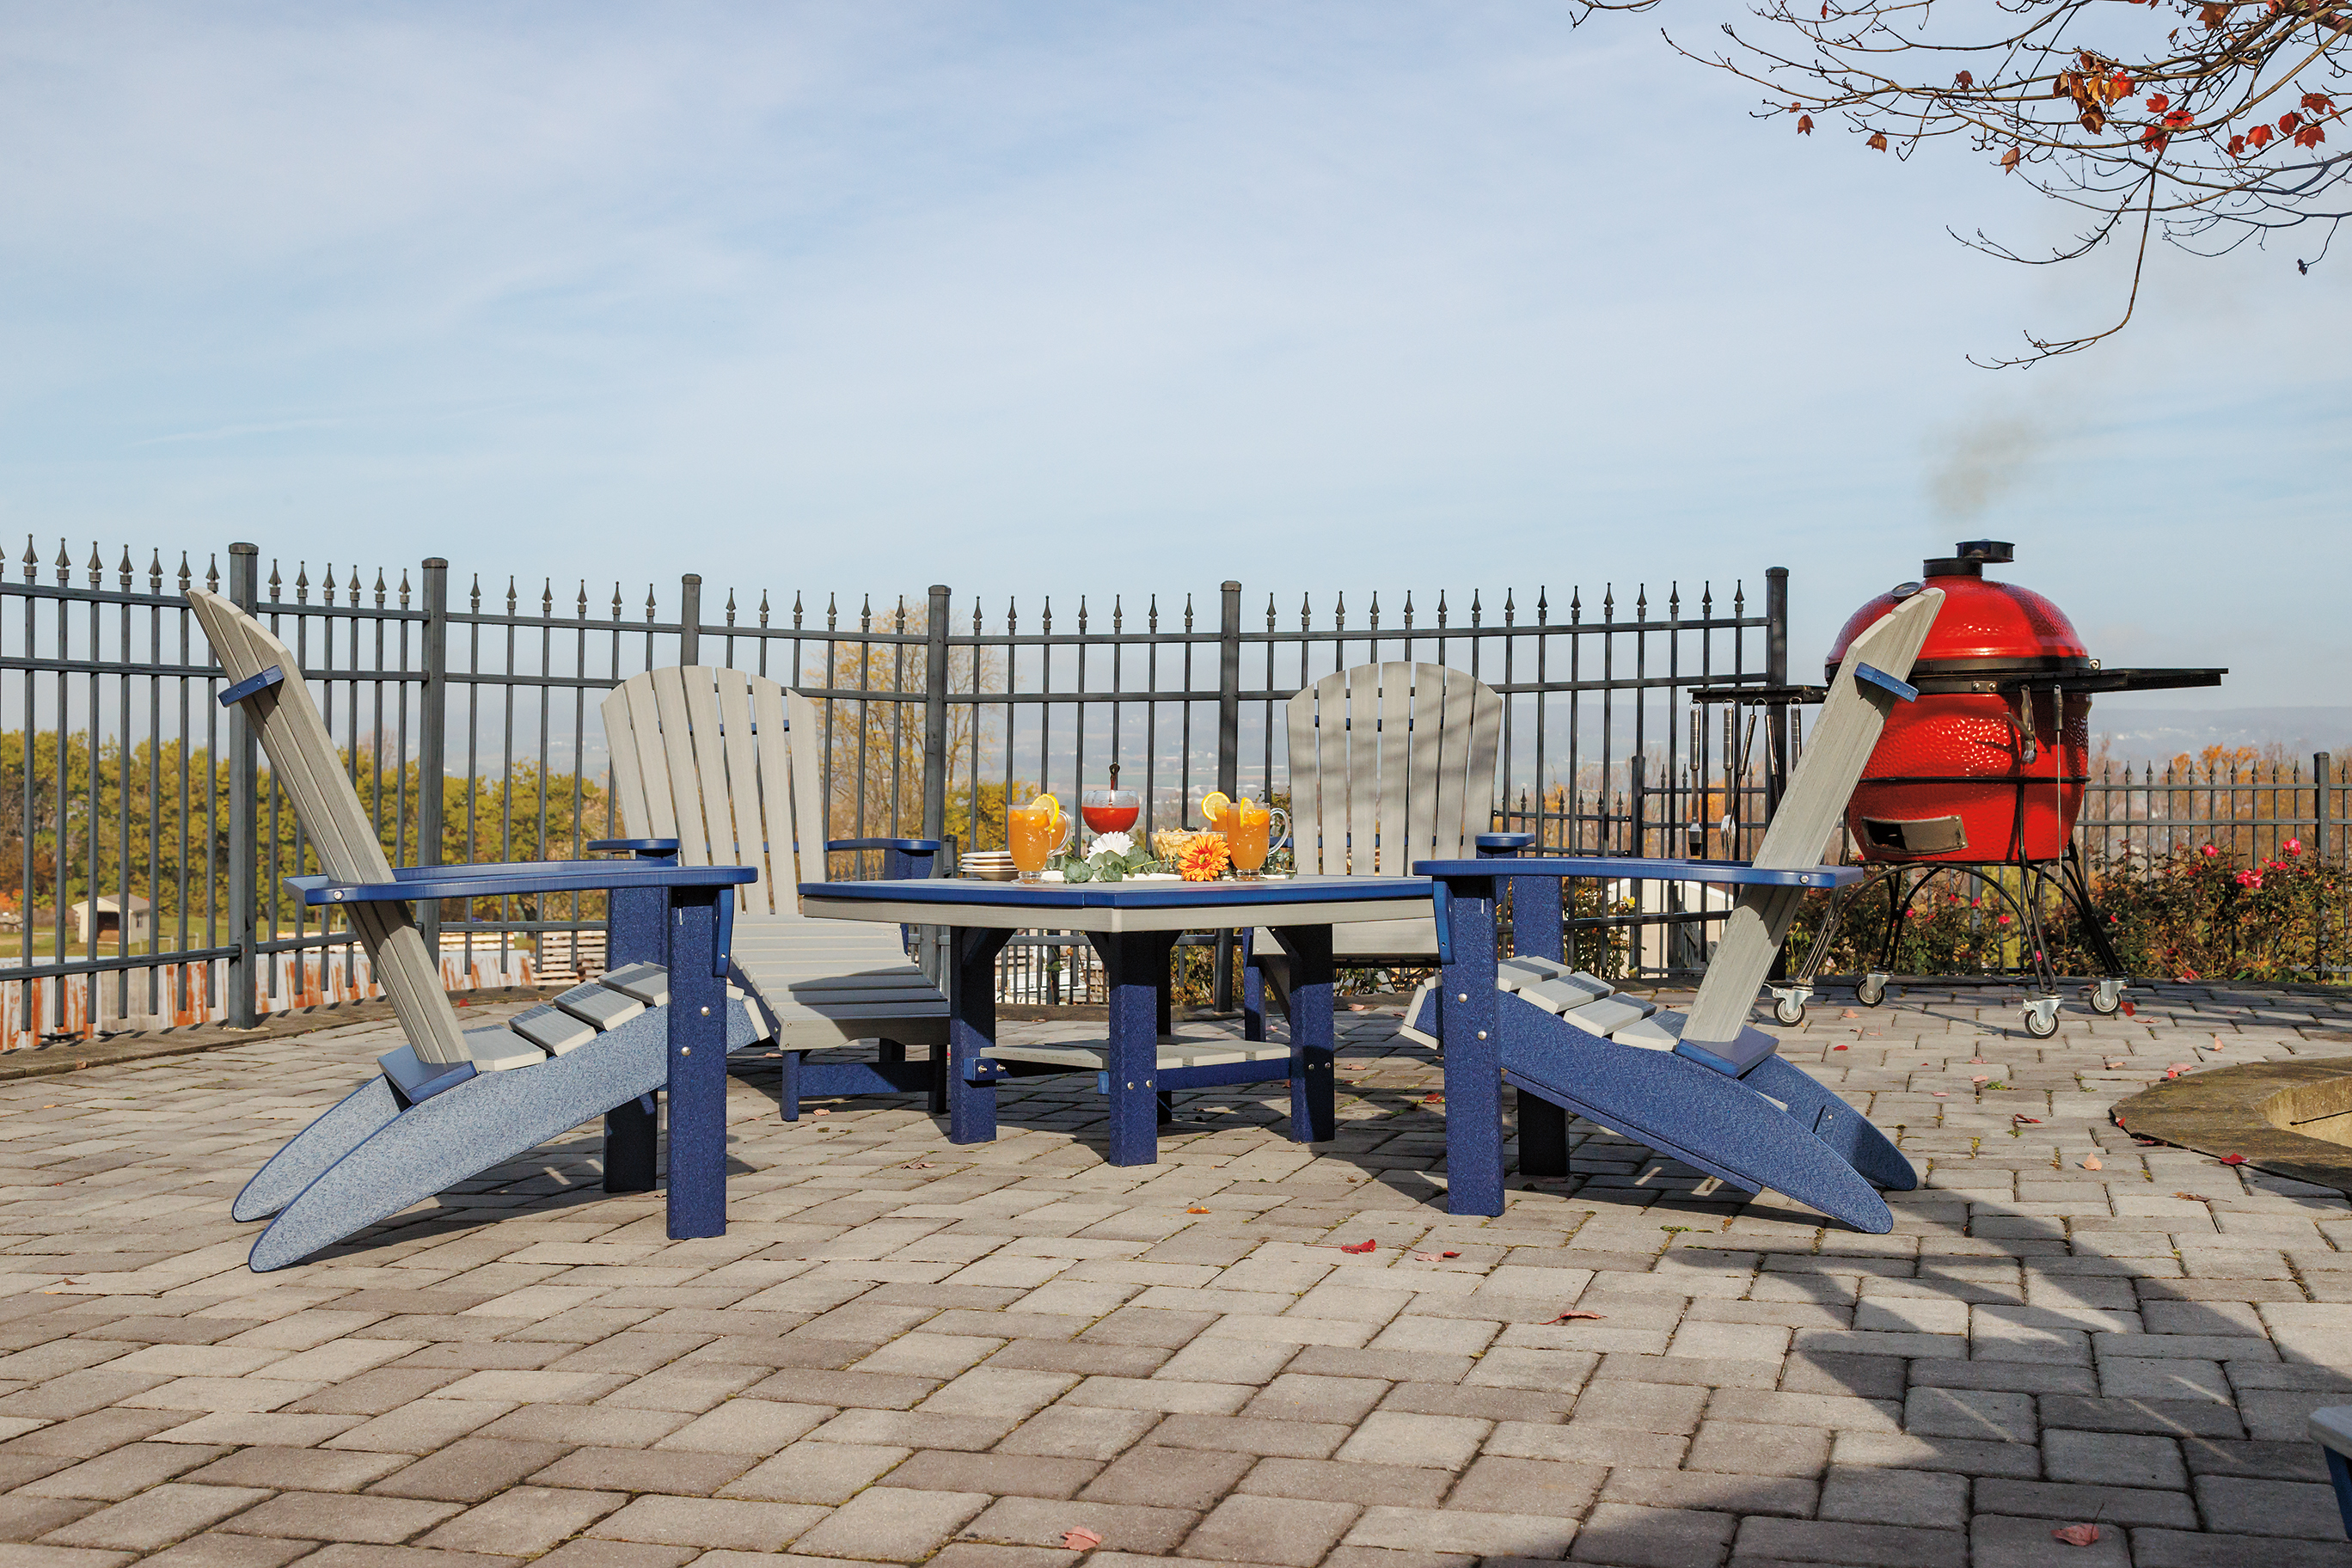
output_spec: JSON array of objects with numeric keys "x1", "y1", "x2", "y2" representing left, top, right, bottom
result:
[{"x1": 1177, "y1": 832, "x2": 1231, "y2": 883}]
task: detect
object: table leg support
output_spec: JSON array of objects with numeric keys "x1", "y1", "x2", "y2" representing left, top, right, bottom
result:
[
  {"x1": 1096, "y1": 932, "x2": 1178, "y2": 1166},
  {"x1": 665, "y1": 887, "x2": 728, "y2": 1240},
  {"x1": 1438, "y1": 877, "x2": 1504, "y2": 1216},
  {"x1": 605, "y1": 875, "x2": 668, "y2": 1181},
  {"x1": 1272, "y1": 925, "x2": 1335, "y2": 1145},
  {"x1": 948, "y1": 927, "x2": 1012, "y2": 1145}
]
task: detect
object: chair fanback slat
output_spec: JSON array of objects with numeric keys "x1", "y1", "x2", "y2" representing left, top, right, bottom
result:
[
  {"x1": 711, "y1": 671, "x2": 775, "y2": 914},
  {"x1": 1283, "y1": 662, "x2": 1504, "y2": 879},
  {"x1": 187, "y1": 590, "x2": 469, "y2": 1066},
  {"x1": 1374, "y1": 662, "x2": 1414, "y2": 876},
  {"x1": 782, "y1": 689, "x2": 830, "y2": 892},
  {"x1": 1288, "y1": 677, "x2": 1332, "y2": 876},
  {"x1": 1343, "y1": 667, "x2": 1381, "y2": 875}
]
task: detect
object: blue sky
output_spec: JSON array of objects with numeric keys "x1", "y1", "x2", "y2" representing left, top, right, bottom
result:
[{"x1": 0, "y1": 3, "x2": 2343, "y2": 707}]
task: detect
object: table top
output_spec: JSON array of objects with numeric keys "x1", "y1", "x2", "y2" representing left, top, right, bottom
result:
[{"x1": 799, "y1": 874, "x2": 1433, "y2": 933}]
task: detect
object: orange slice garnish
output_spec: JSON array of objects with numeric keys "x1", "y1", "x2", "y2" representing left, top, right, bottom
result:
[{"x1": 1198, "y1": 790, "x2": 1230, "y2": 827}]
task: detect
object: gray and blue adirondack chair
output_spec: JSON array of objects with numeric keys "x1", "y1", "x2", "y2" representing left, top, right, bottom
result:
[
  {"x1": 602, "y1": 667, "x2": 1302, "y2": 1118},
  {"x1": 189, "y1": 591, "x2": 761, "y2": 1271},
  {"x1": 601, "y1": 667, "x2": 955, "y2": 1119},
  {"x1": 2316, "y1": 1406, "x2": 2352, "y2": 1540},
  {"x1": 1245, "y1": 662, "x2": 1503, "y2": 1031},
  {"x1": 1412, "y1": 589, "x2": 1945, "y2": 1232}
]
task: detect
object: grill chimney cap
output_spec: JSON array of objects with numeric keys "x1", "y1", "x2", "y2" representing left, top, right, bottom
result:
[{"x1": 1924, "y1": 540, "x2": 2015, "y2": 579}]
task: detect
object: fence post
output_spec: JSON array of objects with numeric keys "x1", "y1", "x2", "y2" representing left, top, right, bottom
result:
[
  {"x1": 1761, "y1": 566, "x2": 1791, "y2": 983},
  {"x1": 1215, "y1": 579, "x2": 1243, "y2": 1012},
  {"x1": 2318, "y1": 751, "x2": 2333, "y2": 979},
  {"x1": 1763, "y1": 566, "x2": 1790, "y2": 823},
  {"x1": 923, "y1": 585, "x2": 952, "y2": 851},
  {"x1": 2317, "y1": 753, "x2": 2333, "y2": 861},
  {"x1": 679, "y1": 574, "x2": 701, "y2": 667},
  {"x1": 226, "y1": 543, "x2": 260, "y2": 1028},
  {"x1": 418, "y1": 559, "x2": 449, "y2": 961}
]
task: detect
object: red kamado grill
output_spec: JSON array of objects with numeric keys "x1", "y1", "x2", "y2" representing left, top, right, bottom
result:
[{"x1": 1711, "y1": 541, "x2": 2222, "y2": 1037}]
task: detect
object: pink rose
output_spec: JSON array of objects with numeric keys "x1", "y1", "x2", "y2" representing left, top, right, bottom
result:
[
  {"x1": 2285, "y1": 839, "x2": 2303, "y2": 855},
  {"x1": 2199, "y1": 844, "x2": 2218, "y2": 857}
]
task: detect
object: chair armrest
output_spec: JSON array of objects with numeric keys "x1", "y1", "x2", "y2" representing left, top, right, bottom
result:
[
  {"x1": 828, "y1": 838, "x2": 941, "y2": 883},
  {"x1": 287, "y1": 860, "x2": 756, "y2": 906},
  {"x1": 1412, "y1": 855, "x2": 1865, "y2": 890},
  {"x1": 587, "y1": 837, "x2": 681, "y2": 859}
]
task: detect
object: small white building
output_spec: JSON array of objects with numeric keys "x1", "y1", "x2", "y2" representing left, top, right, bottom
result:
[{"x1": 70, "y1": 895, "x2": 151, "y2": 945}]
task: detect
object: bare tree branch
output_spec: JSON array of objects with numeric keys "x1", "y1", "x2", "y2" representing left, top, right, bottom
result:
[{"x1": 1575, "y1": 0, "x2": 2350, "y2": 362}]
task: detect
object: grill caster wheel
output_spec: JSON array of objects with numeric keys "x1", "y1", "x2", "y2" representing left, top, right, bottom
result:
[
  {"x1": 1857, "y1": 973, "x2": 1890, "y2": 1008},
  {"x1": 2023, "y1": 999, "x2": 2061, "y2": 1038},
  {"x1": 2089, "y1": 979, "x2": 2125, "y2": 1016},
  {"x1": 1774, "y1": 995, "x2": 1807, "y2": 1026}
]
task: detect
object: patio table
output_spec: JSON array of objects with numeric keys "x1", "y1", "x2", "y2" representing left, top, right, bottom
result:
[{"x1": 799, "y1": 874, "x2": 1434, "y2": 1164}]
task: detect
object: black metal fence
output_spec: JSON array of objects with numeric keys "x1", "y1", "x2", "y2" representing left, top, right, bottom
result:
[
  {"x1": 7, "y1": 536, "x2": 2338, "y2": 1044},
  {"x1": 0, "y1": 538, "x2": 1800, "y2": 1040}
]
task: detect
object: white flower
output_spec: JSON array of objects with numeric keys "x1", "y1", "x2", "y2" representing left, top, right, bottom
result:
[{"x1": 1088, "y1": 831, "x2": 1134, "y2": 859}]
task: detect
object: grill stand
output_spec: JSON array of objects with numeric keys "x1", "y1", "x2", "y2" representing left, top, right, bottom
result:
[{"x1": 1771, "y1": 842, "x2": 2128, "y2": 1038}]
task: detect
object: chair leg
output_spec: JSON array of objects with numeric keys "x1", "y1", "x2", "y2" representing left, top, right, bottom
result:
[
  {"x1": 1158, "y1": 1091, "x2": 1174, "y2": 1125},
  {"x1": 778, "y1": 1050, "x2": 801, "y2": 1122},
  {"x1": 928, "y1": 1042, "x2": 949, "y2": 1116},
  {"x1": 604, "y1": 1093, "x2": 658, "y2": 1192},
  {"x1": 1242, "y1": 936, "x2": 1265, "y2": 1042},
  {"x1": 1516, "y1": 1087, "x2": 1570, "y2": 1178}
]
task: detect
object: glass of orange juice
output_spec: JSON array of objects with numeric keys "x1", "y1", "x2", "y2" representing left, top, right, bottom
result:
[
  {"x1": 1216, "y1": 798, "x2": 1289, "y2": 880},
  {"x1": 1007, "y1": 794, "x2": 1070, "y2": 883}
]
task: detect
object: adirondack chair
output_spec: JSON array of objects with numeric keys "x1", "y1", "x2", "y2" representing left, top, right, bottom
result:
[
  {"x1": 1412, "y1": 589, "x2": 1945, "y2": 1231},
  {"x1": 1245, "y1": 662, "x2": 1503, "y2": 1032},
  {"x1": 188, "y1": 591, "x2": 760, "y2": 1271},
  {"x1": 602, "y1": 668, "x2": 956, "y2": 1120}
]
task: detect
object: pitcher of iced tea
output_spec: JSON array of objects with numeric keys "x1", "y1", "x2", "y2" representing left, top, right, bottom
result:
[{"x1": 1006, "y1": 794, "x2": 1071, "y2": 884}]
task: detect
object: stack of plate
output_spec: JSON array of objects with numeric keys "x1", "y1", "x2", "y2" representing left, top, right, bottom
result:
[{"x1": 960, "y1": 849, "x2": 1018, "y2": 882}]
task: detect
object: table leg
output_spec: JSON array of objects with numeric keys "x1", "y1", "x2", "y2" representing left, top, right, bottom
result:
[
  {"x1": 665, "y1": 886, "x2": 728, "y2": 1240},
  {"x1": 948, "y1": 926, "x2": 1013, "y2": 1144},
  {"x1": 1093, "y1": 931, "x2": 1178, "y2": 1166},
  {"x1": 1271, "y1": 925, "x2": 1334, "y2": 1145},
  {"x1": 1437, "y1": 877, "x2": 1504, "y2": 1216}
]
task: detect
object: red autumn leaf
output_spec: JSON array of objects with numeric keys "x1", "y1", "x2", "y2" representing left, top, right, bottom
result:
[
  {"x1": 2164, "y1": 109, "x2": 2194, "y2": 127},
  {"x1": 1338, "y1": 1239, "x2": 1377, "y2": 1254},
  {"x1": 2120, "y1": 1001, "x2": 2137, "y2": 1016},
  {"x1": 2052, "y1": 1523, "x2": 2101, "y2": 1547},
  {"x1": 1955, "y1": 69, "x2": 1975, "y2": 87},
  {"x1": 2281, "y1": 112, "x2": 2303, "y2": 132},
  {"x1": 2249, "y1": 124, "x2": 2274, "y2": 147},
  {"x1": 1411, "y1": 1250, "x2": 1464, "y2": 1262},
  {"x1": 2141, "y1": 128, "x2": 2171, "y2": 150},
  {"x1": 1424, "y1": 1093, "x2": 1444, "y2": 1104},
  {"x1": 1548, "y1": 1310, "x2": 1608, "y2": 1323},
  {"x1": 2218, "y1": 1154, "x2": 2247, "y2": 1165},
  {"x1": 2014, "y1": 1115, "x2": 2043, "y2": 1124},
  {"x1": 1798, "y1": 114, "x2": 1816, "y2": 134},
  {"x1": 2304, "y1": 91, "x2": 2336, "y2": 112},
  {"x1": 1185, "y1": 1206, "x2": 1210, "y2": 1214},
  {"x1": 2146, "y1": 93, "x2": 2171, "y2": 111},
  {"x1": 2000, "y1": 146, "x2": 2021, "y2": 171},
  {"x1": 1063, "y1": 1528, "x2": 1106, "y2": 1549},
  {"x1": 1866, "y1": 131, "x2": 1890, "y2": 150}
]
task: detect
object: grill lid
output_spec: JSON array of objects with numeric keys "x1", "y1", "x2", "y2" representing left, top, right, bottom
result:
[{"x1": 1827, "y1": 539, "x2": 2089, "y2": 681}]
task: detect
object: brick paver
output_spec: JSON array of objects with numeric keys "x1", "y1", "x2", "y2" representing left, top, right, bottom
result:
[{"x1": 1, "y1": 983, "x2": 2349, "y2": 1565}]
